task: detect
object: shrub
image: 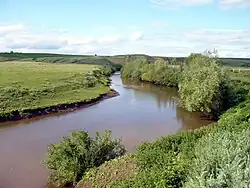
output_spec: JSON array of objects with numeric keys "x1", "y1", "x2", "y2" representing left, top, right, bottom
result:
[
  {"x1": 178, "y1": 52, "x2": 231, "y2": 118},
  {"x1": 114, "y1": 130, "x2": 207, "y2": 188},
  {"x1": 214, "y1": 99, "x2": 250, "y2": 132},
  {"x1": 121, "y1": 59, "x2": 148, "y2": 79},
  {"x1": 44, "y1": 130, "x2": 126, "y2": 186},
  {"x1": 184, "y1": 129, "x2": 250, "y2": 188},
  {"x1": 121, "y1": 58, "x2": 181, "y2": 87},
  {"x1": 77, "y1": 154, "x2": 136, "y2": 188}
]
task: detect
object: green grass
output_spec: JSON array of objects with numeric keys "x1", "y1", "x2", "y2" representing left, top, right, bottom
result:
[
  {"x1": 0, "y1": 61, "x2": 111, "y2": 120},
  {"x1": 228, "y1": 69, "x2": 250, "y2": 93},
  {"x1": 0, "y1": 52, "x2": 93, "y2": 59},
  {"x1": 77, "y1": 155, "x2": 136, "y2": 188},
  {"x1": 230, "y1": 73, "x2": 250, "y2": 84}
]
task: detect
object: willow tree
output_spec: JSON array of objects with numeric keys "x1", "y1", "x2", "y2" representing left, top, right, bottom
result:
[{"x1": 178, "y1": 52, "x2": 229, "y2": 118}]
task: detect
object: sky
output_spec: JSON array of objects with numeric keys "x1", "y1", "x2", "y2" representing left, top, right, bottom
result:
[{"x1": 0, "y1": 0, "x2": 249, "y2": 57}]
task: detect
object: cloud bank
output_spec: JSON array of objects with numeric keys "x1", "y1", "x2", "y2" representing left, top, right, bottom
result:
[
  {"x1": 150, "y1": 0, "x2": 250, "y2": 8},
  {"x1": 0, "y1": 24, "x2": 249, "y2": 57}
]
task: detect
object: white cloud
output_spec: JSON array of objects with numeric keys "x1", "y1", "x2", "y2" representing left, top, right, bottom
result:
[
  {"x1": 150, "y1": 0, "x2": 250, "y2": 9},
  {"x1": 0, "y1": 24, "x2": 249, "y2": 57},
  {"x1": 0, "y1": 24, "x2": 26, "y2": 36},
  {"x1": 150, "y1": 0, "x2": 212, "y2": 8},
  {"x1": 150, "y1": 21, "x2": 169, "y2": 28},
  {"x1": 129, "y1": 31, "x2": 143, "y2": 41},
  {"x1": 219, "y1": 0, "x2": 250, "y2": 8},
  {"x1": 98, "y1": 34, "x2": 122, "y2": 44}
]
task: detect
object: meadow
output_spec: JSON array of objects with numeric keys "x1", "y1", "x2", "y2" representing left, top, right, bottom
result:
[{"x1": 0, "y1": 61, "x2": 112, "y2": 121}]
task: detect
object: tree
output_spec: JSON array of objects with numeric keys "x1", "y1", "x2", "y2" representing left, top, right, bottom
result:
[
  {"x1": 178, "y1": 52, "x2": 229, "y2": 118},
  {"x1": 168, "y1": 57, "x2": 177, "y2": 65},
  {"x1": 44, "y1": 130, "x2": 126, "y2": 186}
]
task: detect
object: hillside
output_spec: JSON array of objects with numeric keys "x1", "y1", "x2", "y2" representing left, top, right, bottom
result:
[{"x1": 1, "y1": 52, "x2": 250, "y2": 67}]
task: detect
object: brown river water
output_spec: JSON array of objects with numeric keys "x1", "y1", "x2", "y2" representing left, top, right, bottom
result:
[{"x1": 0, "y1": 73, "x2": 214, "y2": 188}]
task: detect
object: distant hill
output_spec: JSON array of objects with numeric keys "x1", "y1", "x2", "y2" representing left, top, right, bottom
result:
[
  {"x1": 0, "y1": 52, "x2": 92, "y2": 59},
  {"x1": 1, "y1": 52, "x2": 250, "y2": 67},
  {"x1": 0, "y1": 52, "x2": 121, "y2": 70}
]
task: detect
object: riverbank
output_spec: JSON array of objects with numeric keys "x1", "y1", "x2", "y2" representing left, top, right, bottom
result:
[
  {"x1": 0, "y1": 89, "x2": 119, "y2": 122},
  {"x1": 0, "y1": 61, "x2": 118, "y2": 122}
]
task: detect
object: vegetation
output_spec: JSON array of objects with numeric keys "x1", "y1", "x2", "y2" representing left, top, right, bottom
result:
[
  {"x1": 0, "y1": 52, "x2": 93, "y2": 59},
  {"x1": 77, "y1": 154, "x2": 136, "y2": 188},
  {"x1": 179, "y1": 53, "x2": 236, "y2": 117},
  {"x1": 106, "y1": 53, "x2": 250, "y2": 67},
  {"x1": 1, "y1": 51, "x2": 250, "y2": 67},
  {"x1": 0, "y1": 52, "x2": 122, "y2": 71},
  {"x1": 44, "y1": 130, "x2": 126, "y2": 186},
  {"x1": 0, "y1": 61, "x2": 115, "y2": 121},
  {"x1": 2, "y1": 52, "x2": 250, "y2": 187},
  {"x1": 121, "y1": 52, "x2": 247, "y2": 118},
  {"x1": 184, "y1": 129, "x2": 250, "y2": 188},
  {"x1": 121, "y1": 58, "x2": 181, "y2": 87},
  {"x1": 75, "y1": 99, "x2": 250, "y2": 188},
  {"x1": 75, "y1": 51, "x2": 250, "y2": 188}
]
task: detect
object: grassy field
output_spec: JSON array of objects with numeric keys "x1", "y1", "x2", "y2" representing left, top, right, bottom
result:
[
  {"x1": 227, "y1": 67, "x2": 250, "y2": 90},
  {"x1": 0, "y1": 61, "x2": 111, "y2": 120},
  {"x1": 0, "y1": 52, "x2": 122, "y2": 71},
  {"x1": 1, "y1": 52, "x2": 250, "y2": 68}
]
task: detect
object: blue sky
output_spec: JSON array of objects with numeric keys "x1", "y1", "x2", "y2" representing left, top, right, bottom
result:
[{"x1": 0, "y1": 0, "x2": 249, "y2": 57}]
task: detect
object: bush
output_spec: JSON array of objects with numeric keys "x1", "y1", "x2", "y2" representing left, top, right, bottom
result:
[
  {"x1": 77, "y1": 154, "x2": 136, "y2": 188},
  {"x1": 213, "y1": 99, "x2": 250, "y2": 132},
  {"x1": 184, "y1": 129, "x2": 250, "y2": 188},
  {"x1": 113, "y1": 100, "x2": 250, "y2": 188},
  {"x1": 44, "y1": 130, "x2": 126, "y2": 186},
  {"x1": 178, "y1": 52, "x2": 231, "y2": 118},
  {"x1": 121, "y1": 58, "x2": 181, "y2": 87},
  {"x1": 121, "y1": 58, "x2": 147, "y2": 79},
  {"x1": 114, "y1": 130, "x2": 207, "y2": 188}
]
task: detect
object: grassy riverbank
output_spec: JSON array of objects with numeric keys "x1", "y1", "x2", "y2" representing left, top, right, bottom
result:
[{"x1": 0, "y1": 61, "x2": 115, "y2": 121}]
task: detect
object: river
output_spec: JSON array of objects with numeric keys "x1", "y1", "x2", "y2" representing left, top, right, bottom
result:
[{"x1": 0, "y1": 73, "x2": 214, "y2": 188}]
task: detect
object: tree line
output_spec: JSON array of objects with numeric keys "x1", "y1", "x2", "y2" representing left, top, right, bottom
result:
[{"x1": 121, "y1": 51, "x2": 247, "y2": 119}]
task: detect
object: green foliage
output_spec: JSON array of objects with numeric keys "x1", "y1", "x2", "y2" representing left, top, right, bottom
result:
[
  {"x1": 168, "y1": 57, "x2": 177, "y2": 65},
  {"x1": 179, "y1": 53, "x2": 234, "y2": 117},
  {"x1": 0, "y1": 62, "x2": 113, "y2": 120},
  {"x1": 121, "y1": 51, "x2": 249, "y2": 118},
  {"x1": 113, "y1": 130, "x2": 207, "y2": 188},
  {"x1": 112, "y1": 99, "x2": 250, "y2": 188},
  {"x1": 77, "y1": 154, "x2": 136, "y2": 188},
  {"x1": 121, "y1": 58, "x2": 181, "y2": 87},
  {"x1": 44, "y1": 130, "x2": 126, "y2": 186},
  {"x1": 214, "y1": 99, "x2": 250, "y2": 132},
  {"x1": 184, "y1": 129, "x2": 250, "y2": 188}
]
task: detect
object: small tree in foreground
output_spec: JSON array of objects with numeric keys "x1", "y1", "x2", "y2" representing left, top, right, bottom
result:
[{"x1": 44, "y1": 130, "x2": 126, "y2": 186}]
